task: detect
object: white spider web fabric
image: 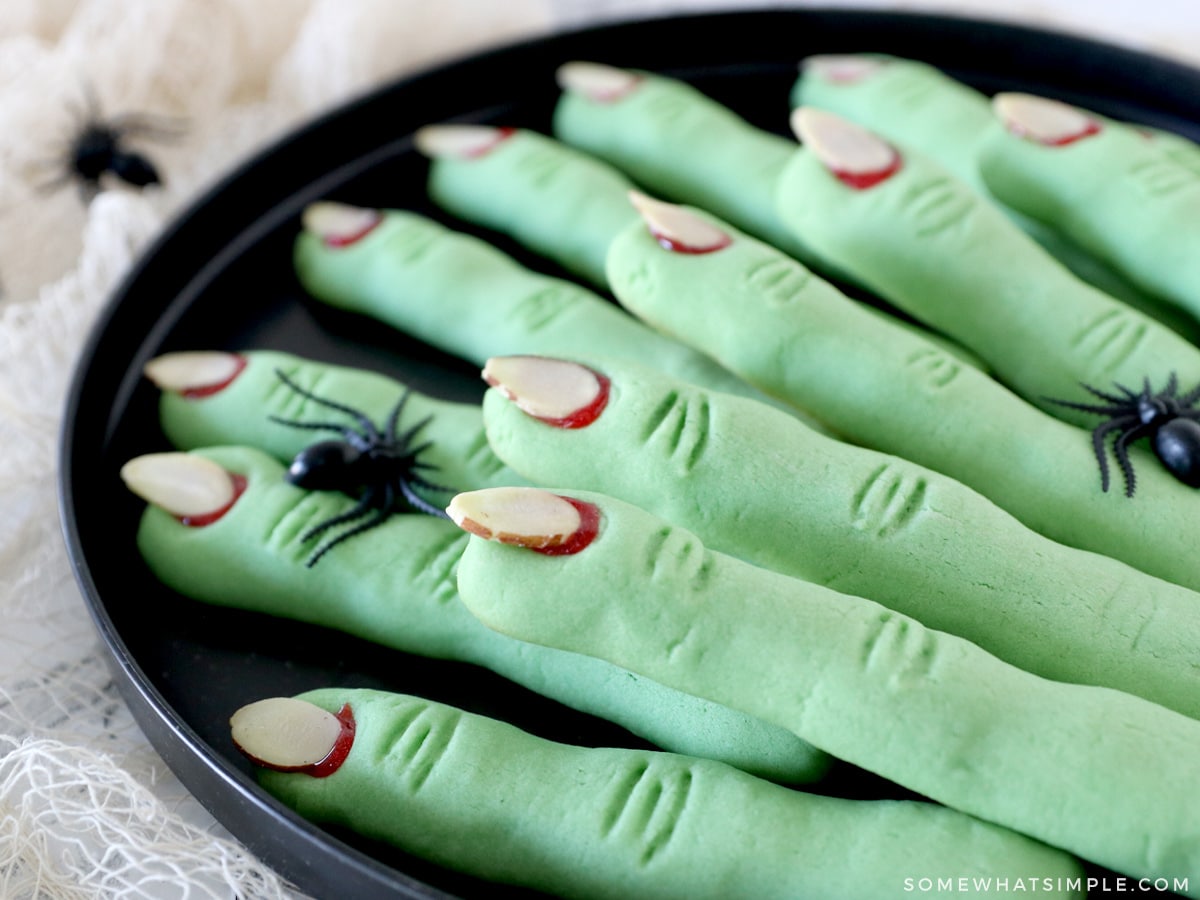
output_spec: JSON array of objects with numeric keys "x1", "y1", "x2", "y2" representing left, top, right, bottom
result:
[{"x1": 0, "y1": 1, "x2": 549, "y2": 896}]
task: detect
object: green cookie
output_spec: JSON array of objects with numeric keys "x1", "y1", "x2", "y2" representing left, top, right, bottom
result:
[
  {"x1": 482, "y1": 355, "x2": 1200, "y2": 718},
  {"x1": 979, "y1": 101, "x2": 1200, "y2": 323},
  {"x1": 456, "y1": 488, "x2": 1200, "y2": 891},
  {"x1": 293, "y1": 208, "x2": 771, "y2": 408},
  {"x1": 603, "y1": 206, "x2": 1200, "y2": 592},
  {"x1": 553, "y1": 67, "x2": 819, "y2": 269},
  {"x1": 791, "y1": 54, "x2": 1200, "y2": 336},
  {"x1": 134, "y1": 445, "x2": 829, "y2": 783},
  {"x1": 254, "y1": 687, "x2": 1083, "y2": 899},
  {"x1": 775, "y1": 128, "x2": 1200, "y2": 426},
  {"x1": 158, "y1": 349, "x2": 513, "y2": 495},
  {"x1": 426, "y1": 127, "x2": 638, "y2": 287}
]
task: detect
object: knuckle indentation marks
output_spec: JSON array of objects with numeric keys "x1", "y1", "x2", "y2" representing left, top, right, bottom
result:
[
  {"x1": 640, "y1": 390, "x2": 711, "y2": 473},
  {"x1": 265, "y1": 493, "x2": 347, "y2": 563},
  {"x1": 901, "y1": 176, "x2": 974, "y2": 238},
  {"x1": 379, "y1": 703, "x2": 461, "y2": 793},
  {"x1": 852, "y1": 464, "x2": 929, "y2": 538},
  {"x1": 511, "y1": 145, "x2": 569, "y2": 189},
  {"x1": 906, "y1": 347, "x2": 963, "y2": 389},
  {"x1": 859, "y1": 610, "x2": 940, "y2": 685},
  {"x1": 511, "y1": 284, "x2": 577, "y2": 334},
  {"x1": 642, "y1": 93, "x2": 691, "y2": 128},
  {"x1": 744, "y1": 257, "x2": 813, "y2": 307},
  {"x1": 1128, "y1": 155, "x2": 1197, "y2": 199},
  {"x1": 644, "y1": 525, "x2": 712, "y2": 590},
  {"x1": 410, "y1": 531, "x2": 470, "y2": 605},
  {"x1": 1071, "y1": 309, "x2": 1150, "y2": 375},
  {"x1": 387, "y1": 218, "x2": 441, "y2": 265},
  {"x1": 601, "y1": 761, "x2": 694, "y2": 866}
]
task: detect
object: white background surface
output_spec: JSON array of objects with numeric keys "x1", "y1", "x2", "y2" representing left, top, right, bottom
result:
[{"x1": 0, "y1": 1, "x2": 1197, "y2": 897}]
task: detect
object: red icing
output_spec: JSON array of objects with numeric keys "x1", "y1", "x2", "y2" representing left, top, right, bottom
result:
[
  {"x1": 464, "y1": 126, "x2": 516, "y2": 159},
  {"x1": 532, "y1": 496, "x2": 601, "y2": 556},
  {"x1": 302, "y1": 703, "x2": 356, "y2": 778},
  {"x1": 833, "y1": 150, "x2": 903, "y2": 190},
  {"x1": 651, "y1": 228, "x2": 733, "y2": 256},
  {"x1": 181, "y1": 354, "x2": 248, "y2": 399},
  {"x1": 325, "y1": 211, "x2": 383, "y2": 248},
  {"x1": 178, "y1": 473, "x2": 247, "y2": 527},
  {"x1": 589, "y1": 73, "x2": 644, "y2": 104},
  {"x1": 1007, "y1": 118, "x2": 1102, "y2": 148},
  {"x1": 541, "y1": 372, "x2": 611, "y2": 428}
]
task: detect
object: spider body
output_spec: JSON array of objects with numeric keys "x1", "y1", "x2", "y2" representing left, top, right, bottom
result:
[
  {"x1": 1049, "y1": 373, "x2": 1200, "y2": 497},
  {"x1": 36, "y1": 86, "x2": 184, "y2": 201},
  {"x1": 270, "y1": 369, "x2": 453, "y2": 566}
]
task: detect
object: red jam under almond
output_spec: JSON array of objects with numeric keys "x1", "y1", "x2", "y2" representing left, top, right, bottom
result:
[
  {"x1": 465, "y1": 126, "x2": 517, "y2": 159},
  {"x1": 325, "y1": 211, "x2": 384, "y2": 248},
  {"x1": 181, "y1": 354, "x2": 248, "y2": 399},
  {"x1": 532, "y1": 497, "x2": 601, "y2": 556},
  {"x1": 178, "y1": 473, "x2": 247, "y2": 527},
  {"x1": 541, "y1": 372, "x2": 611, "y2": 429},
  {"x1": 834, "y1": 151, "x2": 903, "y2": 190},
  {"x1": 303, "y1": 703, "x2": 356, "y2": 777}
]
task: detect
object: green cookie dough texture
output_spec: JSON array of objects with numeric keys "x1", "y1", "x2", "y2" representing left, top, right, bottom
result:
[
  {"x1": 791, "y1": 54, "x2": 1199, "y2": 335},
  {"x1": 258, "y1": 687, "x2": 1084, "y2": 900},
  {"x1": 483, "y1": 356, "x2": 1200, "y2": 719},
  {"x1": 158, "y1": 350, "x2": 513, "y2": 494},
  {"x1": 775, "y1": 133, "x2": 1200, "y2": 427},
  {"x1": 426, "y1": 127, "x2": 638, "y2": 288},
  {"x1": 792, "y1": 54, "x2": 993, "y2": 189},
  {"x1": 136, "y1": 445, "x2": 829, "y2": 783},
  {"x1": 553, "y1": 68, "x2": 818, "y2": 268},
  {"x1": 456, "y1": 491, "x2": 1200, "y2": 891},
  {"x1": 602, "y1": 209, "x2": 1200, "y2": 594},
  {"x1": 293, "y1": 208, "x2": 769, "y2": 408},
  {"x1": 979, "y1": 109, "x2": 1200, "y2": 323}
]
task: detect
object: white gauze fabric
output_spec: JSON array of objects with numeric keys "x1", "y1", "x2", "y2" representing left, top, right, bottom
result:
[{"x1": 0, "y1": 0, "x2": 549, "y2": 897}]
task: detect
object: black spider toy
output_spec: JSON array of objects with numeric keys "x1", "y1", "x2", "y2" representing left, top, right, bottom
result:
[
  {"x1": 269, "y1": 369, "x2": 454, "y2": 567},
  {"x1": 38, "y1": 85, "x2": 184, "y2": 201},
  {"x1": 1048, "y1": 372, "x2": 1200, "y2": 497}
]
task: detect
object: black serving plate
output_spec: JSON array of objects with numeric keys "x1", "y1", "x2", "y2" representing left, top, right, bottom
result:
[{"x1": 59, "y1": 8, "x2": 1200, "y2": 899}]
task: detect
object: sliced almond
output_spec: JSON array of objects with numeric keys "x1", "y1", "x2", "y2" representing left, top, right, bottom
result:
[
  {"x1": 483, "y1": 355, "x2": 605, "y2": 423},
  {"x1": 302, "y1": 202, "x2": 382, "y2": 245},
  {"x1": 143, "y1": 351, "x2": 243, "y2": 394},
  {"x1": 413, "y1": 124, "x2": 509, "y2": 159},
  {"x1": 120, "y1": 453, "x2": 236, "y2": 518},
  {"x1": 802, "y1": 54, "x2": 885, "y2": 84},
  {"x1": 230, "y1": 697, "x2": 342, "y2": 770},
  {"x1": 556, "y1": 61, "x2": 641, "y2": 102},
  {"x1": 993, "y1": 92, "x2": 1099, "y2": 146},
  {"x1": 628, "y1": 191, "x2": 731, "y2": 253},
  {"x1": 448, "y1": 486, "x2": 583, "y2": 550},
  {"x1": 790, "y1": 107, "x2": 897, "y2": 176}
]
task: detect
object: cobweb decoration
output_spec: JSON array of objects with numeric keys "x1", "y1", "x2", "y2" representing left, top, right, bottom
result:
[{"x1": 0, "y1": 0, "x2": 550, "y2": 896}]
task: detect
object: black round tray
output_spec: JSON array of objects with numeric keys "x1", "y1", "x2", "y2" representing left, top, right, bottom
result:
[{"x1": 59, "y1": 8, "x2": 1200, "y2": 898}]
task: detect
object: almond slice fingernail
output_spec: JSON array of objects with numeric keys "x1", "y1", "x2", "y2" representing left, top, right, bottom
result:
[
  {"x1": 302, "y1": 202, "x2": 383, "y2": 247},
  {"x1": 556, "y1": 61, "x2": 642, "y2": 103},
  {"x1": 790, "y1": 107, "x2": 902, "y2": 190},
  {"x1": 413, "y1": 124, "x2": 515, "y2": 159},
  {"x1": 120, "y1": 452, "x2": 245, "y2": 526},
  {"x1": 993, "y1": 93, "x2": 1101, "y2": 146},
  {"x1": 802, "y1": 54, "x2": 885, "y2": 84},
  {"x1": 143, "y1": 351, "x2": 246, "y2": 397},
  {"x1": 482, "y1": 355, "x2": 610, "y2": 428},
  {"x1": 628, "y1": 191, "x2": 732, "y2": 254},
  {"x1": 447, "y1": 486, "x2": 601, "y2": 555},
  {"x1": 231, "y1": 697, "x2": 355, "y2": 777}
]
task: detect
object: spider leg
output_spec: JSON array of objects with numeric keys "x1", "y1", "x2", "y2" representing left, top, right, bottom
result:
[
  {"x1": 300, "y1": 488, "x2": 376, "y2": 544},
  {"x1": 1089, "y1": 416, "x2": 1139, "y2": 493},
  {"x1": 395, "y1": 413, "x2": 436, "y2": 451},
  {"x1": 268, "y1": 414, "x2": 360, "y2": 443},
  {"x1": 396, "y1": 474, "x2": 452, "y2": 519},
  {"x1": 1112, "y1": 422, "x2": 1154, "y2": 499},
  {"x1": 305, "y1": 507, "x2": 391, "y2": 567},
  {"x1": 1161, "y1": 371, "x2": 1179, "y2": 398},
  {"x1": 111, "y1": 111, "x2": 188, "y2": 142},
  {"x1": 274, "y1": 368, "x2": 380, "y2": 440},
  {"x1": 384, "y1": 389, "x2": 412, "y2": 443},
  {"x1": 1045, "y1": 397, "x2": 1132, "y2": 417},
  {"x1": 1177, "y1": 380, "x2": 1200, "y2": 408},
  {"x1": 1078, "y1": 382, "x2": 1134, "y2": 405}
]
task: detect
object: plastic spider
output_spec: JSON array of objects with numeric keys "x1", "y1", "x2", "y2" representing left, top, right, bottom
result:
[
  {"x1": 36, "y1": 85, "x2": 185, "y2": 202},
  {"x1": 269, "y1": 368, "x2": 454, "y2": 566},
  {"x1": 1048, "y1": 372, "x2": 1200, "y2": 497}
]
